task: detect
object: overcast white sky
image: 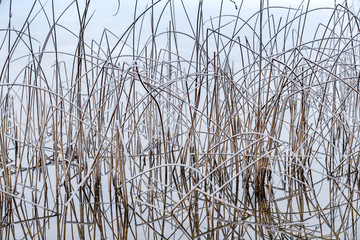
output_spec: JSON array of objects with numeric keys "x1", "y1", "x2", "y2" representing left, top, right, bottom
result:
[
  {"x1": 0, "y1": 0, "x2": 358, "y2": 78},
  {"x1": 0, "y1": 0, "x2": 355, "y2": 40}
]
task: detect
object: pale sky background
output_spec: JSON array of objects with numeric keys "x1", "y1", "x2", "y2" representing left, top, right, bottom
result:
[
  {"x1": 0, "y1": 0, "x2": 358, "y2": 82},
  {"x1": 0, "y1": 0, "x2": 356, "y2": 44}
]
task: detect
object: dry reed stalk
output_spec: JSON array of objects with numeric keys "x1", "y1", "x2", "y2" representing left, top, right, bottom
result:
[{"x1": 1, "y1": 0, "x2": 360, "y2": 239}]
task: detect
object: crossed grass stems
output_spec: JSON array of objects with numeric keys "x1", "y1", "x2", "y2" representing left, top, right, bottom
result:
[{"x1": 1, "y1": 0, "x2": 360, "y2": 239}]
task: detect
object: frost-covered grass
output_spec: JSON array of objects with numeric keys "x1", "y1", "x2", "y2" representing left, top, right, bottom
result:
[{"x1": 1, "y1": 0, "x2": 360, "y2": 239}]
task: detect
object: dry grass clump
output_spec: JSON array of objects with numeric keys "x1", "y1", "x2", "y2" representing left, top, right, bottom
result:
[{"x1": 1, "y1": 0, "x2": 360, "y2": 239}]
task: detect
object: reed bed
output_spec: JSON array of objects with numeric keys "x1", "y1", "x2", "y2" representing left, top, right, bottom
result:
[{"x1": 1, "y1": 0, "x2": 360, "y2": 239}]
